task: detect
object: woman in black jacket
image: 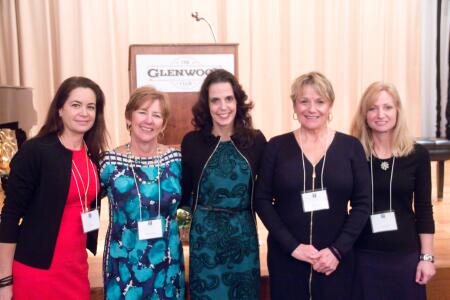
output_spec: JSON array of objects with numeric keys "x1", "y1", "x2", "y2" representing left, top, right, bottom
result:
[
  {"x1": 181, "y1": 69, "x2": 266, "y2": 300},
  {"x1": 0, "y1": 76, "x2": 108, "y2": 300}
]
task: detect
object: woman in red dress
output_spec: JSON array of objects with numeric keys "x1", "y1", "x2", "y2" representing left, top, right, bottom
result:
[{"x1": 0, "y1": 76, "x2": 108, "y2": 300}]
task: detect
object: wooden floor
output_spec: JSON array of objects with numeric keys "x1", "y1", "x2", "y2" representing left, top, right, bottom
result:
[
  {"x1": 1, "y1": 161, "x2": 449, "y2": 299},
  {"x1": 427, "y1": 162, "x2": 450, "y2": 300},
  {"x1": 86, "y1": 161, "x2": 450, "y2": 299}
]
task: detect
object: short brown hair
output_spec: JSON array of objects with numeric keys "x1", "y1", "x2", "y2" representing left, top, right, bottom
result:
[
  {"x1": 290, "y1": 71, "x2": 335, "y2": 105},
  {"x1": 125, "y1": 86, "x2": 170, "y2": 130}
]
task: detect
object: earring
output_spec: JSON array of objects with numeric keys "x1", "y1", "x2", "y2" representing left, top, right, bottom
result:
[
  {"x1": 293, "y1": 113, "x2": 298, "y2": 120},
  {"x1": 158, "y1": 130, "x2": 165, "y2": 141},
  {"x1": 328, "y1": 113, "x2": 333, "y2": 122}
]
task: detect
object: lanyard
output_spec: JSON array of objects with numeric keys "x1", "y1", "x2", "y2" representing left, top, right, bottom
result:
[
  {"x1": 71, "y1": 149, "x2": 98, "y2": 213},
  {"x1": 128, "y1": 143, "x2": 161, "y2": 221},
  {"x1": 298, "y1": 128, "x2": 329, "y2": 192},
  {"x1": 369, "y1": 154, "x2": 395, "y2": 214}
]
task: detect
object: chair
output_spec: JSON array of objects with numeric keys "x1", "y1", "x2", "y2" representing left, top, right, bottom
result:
[{"x1": 415, "y1": 138, "x2": 450, "y2": 199}]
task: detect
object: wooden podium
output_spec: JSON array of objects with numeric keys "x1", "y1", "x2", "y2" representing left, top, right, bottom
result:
[{"x1": 129, "y1": 44, "x2": 238, "y2": 145}]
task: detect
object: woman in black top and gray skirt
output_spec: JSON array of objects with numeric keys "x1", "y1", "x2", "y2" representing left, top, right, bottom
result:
[{"x1": 351, "y1": 82, "x2": 436, "y2": 299}]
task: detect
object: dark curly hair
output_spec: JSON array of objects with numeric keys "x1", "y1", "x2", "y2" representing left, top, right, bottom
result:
[{"x1": 192, "y1": 69, "x2": 255, "y2": 147}]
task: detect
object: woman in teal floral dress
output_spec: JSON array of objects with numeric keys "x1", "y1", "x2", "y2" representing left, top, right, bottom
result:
[
  {"x1": 100, "y1": 87, "x2": 184, "y2": 300},
  {"x1": 181, "y1": 69, "x2": 266, "y2": 299}
]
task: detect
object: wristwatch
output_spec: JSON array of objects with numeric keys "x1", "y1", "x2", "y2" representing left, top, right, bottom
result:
[{"x1": 419, "y1": 253, "x2": 435, "y2": 263}]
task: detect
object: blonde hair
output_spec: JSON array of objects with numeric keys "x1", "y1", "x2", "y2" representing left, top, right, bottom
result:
[
  {"x1": 290, "y1": 71, "x2": 335, "y2": 105},
  {"x1": 125, "y1": 86, "x2": 170, "y2": 130},
  {"x1": 350, "y1": 82, "x2": 414, "y2": 158}
]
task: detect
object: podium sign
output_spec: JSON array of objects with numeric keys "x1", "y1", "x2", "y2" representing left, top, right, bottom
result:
[
  {"x1": 129, "y1": 44, "x2": 238, "y2": 145},
  {"x1": 135, "y1": 54, "x2": 234, "y2": 92}
]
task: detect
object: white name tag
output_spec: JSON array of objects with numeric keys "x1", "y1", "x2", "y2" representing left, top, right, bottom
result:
[
  {"x1": 138, "y1": 218, "x2": 163, "y2": 240},
  {"x1": 81, "y1": 209, "x2": 100, "y2": 233},
  {"x1": 370, "y1": 211, "x2": 398, "y2": 233},
  {"x1": 301, "y1": 189, "x2": 329, "y2": 212}
]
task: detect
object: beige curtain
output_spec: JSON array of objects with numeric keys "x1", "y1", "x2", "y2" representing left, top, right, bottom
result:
[{"x1": 0, "y1": 0, "x2": 422, "y2": 146}]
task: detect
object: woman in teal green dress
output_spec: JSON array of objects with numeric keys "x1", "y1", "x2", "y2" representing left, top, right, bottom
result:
[
  {"x1": 100, "y1": 86, "x2": 184, "y2": 300},
  {"x1": 181, "y1": 69, "x2": 266, "y2": 299}
]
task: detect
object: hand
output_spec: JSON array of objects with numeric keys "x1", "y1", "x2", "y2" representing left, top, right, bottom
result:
[
  {"x1": 291, "y1": 244, "x2": 319, "y2": 264},
  {"x1": 415, "y1": 261, "x2": 436, "y2": 285},
  {"x1": 311, "y1": 248, "x2": 339, "y2": 276},
  {"x1": 0, "y1": 285, "x2": 13, "y2": 300}
]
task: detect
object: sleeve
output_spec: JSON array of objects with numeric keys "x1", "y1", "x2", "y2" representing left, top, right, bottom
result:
[
  {"x1": 254, "y1": 130, "x2": 268, "y2": 165},
  {"x1": 87, "y1": 152, "x2": 114, "y2": 255},
  {"x1": 413, "y1": 145, "x2": 434, "y2": 233},
  {"x1": 254, "y1": 139, "x2": 299, "y2": 254},
  {"x1": 0, "y1": 141, "x2": 40, "y2": 243},
  {"x1": 331, "y1": 138, "x2": 371, "y2": 256},
  {"x1": 89, "y1": 156, "x2": 104, "y2": 211},
  {"x1": 98, "y1": 152, "x2": 111, "y2": 199},
  {"x1": 180, "y1": 134, "x2": 194, "y2": 211}
]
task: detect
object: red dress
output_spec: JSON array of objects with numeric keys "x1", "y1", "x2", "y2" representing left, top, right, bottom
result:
[{"x1": 12, "y1": 146, "x2": 99, "y2": 300}]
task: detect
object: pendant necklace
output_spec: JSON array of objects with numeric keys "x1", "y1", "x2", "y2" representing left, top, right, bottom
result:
[
  {"x1": 380, "y1": 161, "x2": 390, "y2": 171},
  {"x1": 373, "y1": 147, "x2": 391, "y2": 171}
]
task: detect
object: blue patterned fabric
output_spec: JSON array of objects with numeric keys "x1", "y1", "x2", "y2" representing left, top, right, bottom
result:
[
  {"x1": 189, "y1": 141, "x2": 260, "y2": 300},
  {"x1": 100, "y1": 148, "x2": 185, "y2": 300}
]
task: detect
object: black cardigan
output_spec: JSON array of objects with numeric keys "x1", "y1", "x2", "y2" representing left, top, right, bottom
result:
[
  {"x1": 254, "y1": 132, "x2": 371, "y2": 257},
  {"x1": 0, "y1": 134, "x2": 99, "y2": 269},
  {"x1": 181, "y1": 129, "x2": 267, "y2": 211}
]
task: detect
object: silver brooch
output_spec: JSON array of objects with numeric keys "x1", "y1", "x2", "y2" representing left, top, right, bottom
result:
[{"x1": 380, "y1": 161, "x2": 390, "y2": 171}]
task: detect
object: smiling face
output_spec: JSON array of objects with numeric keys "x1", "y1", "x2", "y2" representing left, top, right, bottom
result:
[
  {"x1": 208, "y1": 82, "x2": 237, "y2": 135},
  {"x1": 293, "y1": 85, "x2": 332, "y2": 131},
  {"x1": 366, "y1": 90, "x2": 397, "y2": 134},
  {"x1": 127, "y1": 99, "x2": 164, "y2": 146},
  {"x1": 58, "y1": 87, "x2": 96, "y2": 137}
]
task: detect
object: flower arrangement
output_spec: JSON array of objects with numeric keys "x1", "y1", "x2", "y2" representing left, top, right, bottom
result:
[
  {"x1": 0, "y1": 129, "x2": 18, "y2": 194},
  {"x1": 0, "y1": 129, "x2": 18, "y2": 176},
  {"x1": 176, "y1": 208, "x2": 192, "y2": 245}
]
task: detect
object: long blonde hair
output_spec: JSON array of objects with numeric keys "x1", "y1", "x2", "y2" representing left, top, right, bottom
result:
[{"x1": 350, "y1": 82, "x2": 414, "y2": 158}]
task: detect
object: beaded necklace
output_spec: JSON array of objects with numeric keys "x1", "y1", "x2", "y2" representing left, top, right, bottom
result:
[{"x1": 126, "y1": 143, "x2": 161, "y2": 184}]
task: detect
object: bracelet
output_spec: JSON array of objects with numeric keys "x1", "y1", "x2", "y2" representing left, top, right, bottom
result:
[
  {"x1": 328, "y1": 246, "x2": 342, "y2": 261},
  {"x1": 419, "y1": 253, "x2": 435, "y2": 263},
  {"x1": 0, "y1": 275, "x2": 12, "y2": 283},
  {"x1": 0, "y1": 275, "x2": 13, "y2": 288}
]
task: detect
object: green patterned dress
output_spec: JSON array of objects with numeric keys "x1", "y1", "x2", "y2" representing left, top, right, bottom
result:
[
  {"x1": 100, "y1": 148, "x2": 185, "y2": 300},
  {"x1": 189, "y1": 141, "x2": 260, "y2": 300}
]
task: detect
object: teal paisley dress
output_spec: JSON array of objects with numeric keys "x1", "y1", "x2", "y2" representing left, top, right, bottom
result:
[
  {"x1": 189, "y1": 141, "x2": 260, "y2": 300},
  {"x1": 100, "y1": 148, "x2": 185, "y2": 300}
]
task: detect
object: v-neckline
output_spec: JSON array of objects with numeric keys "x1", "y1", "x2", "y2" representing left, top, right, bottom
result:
[{"x1": 291, "y1": 131, "x2": 338, "y2": 166}]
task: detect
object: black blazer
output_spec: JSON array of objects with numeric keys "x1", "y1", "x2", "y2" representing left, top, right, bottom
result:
[
  {"x1": 0, "y1": 134, "x2": 99, "y2": 269},
  {"x1": 180, "y1": 129, "x2": 267, "y2": 211}
]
